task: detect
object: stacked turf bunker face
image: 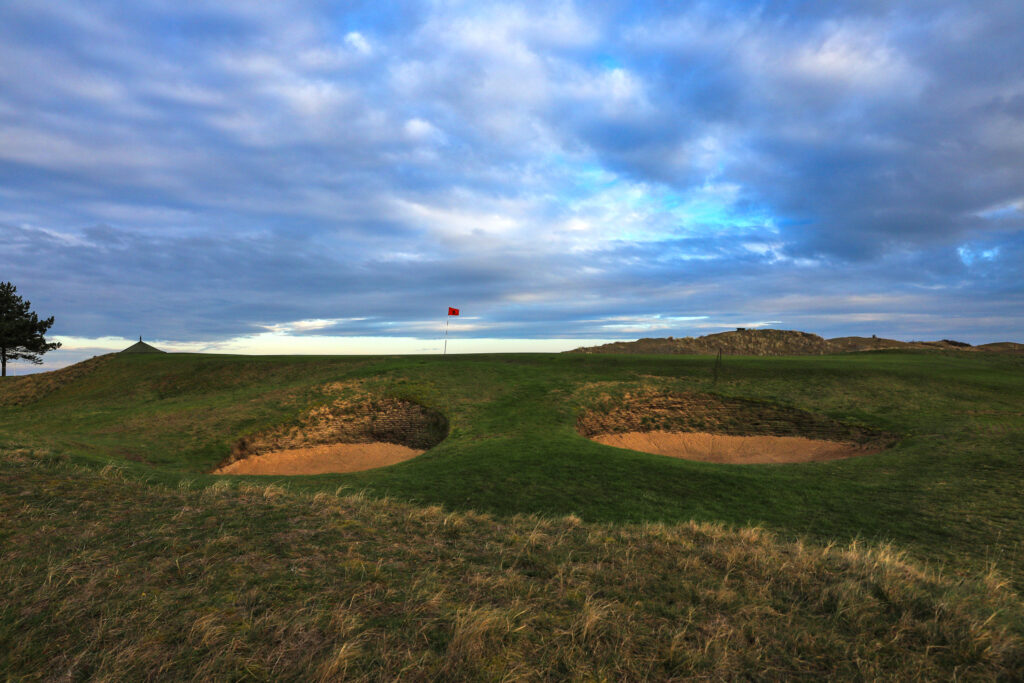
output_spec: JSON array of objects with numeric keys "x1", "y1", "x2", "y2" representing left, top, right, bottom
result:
[
  {"x1": 578, "y1": 392, "x2": 897, "y2": 464},
  {"x1": 216, "y1": 395, "x2": 448, "y2": 475}
]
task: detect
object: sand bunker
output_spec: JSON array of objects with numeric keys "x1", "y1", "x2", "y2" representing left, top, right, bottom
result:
[
  {"x1": 579, "y1": 392, "x2": 896, "y2": 465},
  {"x1": 592, "y1": 430, "x2": 879, "y2": 464},
  {"x1": 214, "y1": 442, "x2": 424, "y2": 475},
  {"x1": 213, "y1": 391, "x2": 447, "y2": 476}
]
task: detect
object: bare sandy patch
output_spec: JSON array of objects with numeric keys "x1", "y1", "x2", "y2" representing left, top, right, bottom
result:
[
  {"x1": 214, "y1": 442, "x2": 424, "y2": 475},
  {"x1": 591, "y1": 431, "x2": 880, "y2": 464}
]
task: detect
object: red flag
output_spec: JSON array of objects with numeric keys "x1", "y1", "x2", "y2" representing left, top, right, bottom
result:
[{"x1": 448, "y1": 307, "x2": 460, "y2": 316}]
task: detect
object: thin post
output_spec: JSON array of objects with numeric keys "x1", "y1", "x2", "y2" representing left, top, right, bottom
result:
[
  {"x1": 443, "y1": 317, "x2": 450, "y2": 355},
  {"x1": 713, "y1": 348, "x2": 722, "y2": 385}
]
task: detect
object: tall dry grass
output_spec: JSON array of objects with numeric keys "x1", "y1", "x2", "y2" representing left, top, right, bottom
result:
[{"x1": 1, "y1": 446, "x2": 1022, "y2": 680}]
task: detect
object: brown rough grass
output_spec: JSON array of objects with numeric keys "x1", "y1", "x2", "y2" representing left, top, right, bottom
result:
[
  {"x1": 569, "y1": 329, "x2": 1005, "y2": 356},
  {"x1": 0, "y1": 354, "x2": 111, "y2": 406},
  {"x1": 1, "y1": 447, "x2": 1021, "y2": 680}
]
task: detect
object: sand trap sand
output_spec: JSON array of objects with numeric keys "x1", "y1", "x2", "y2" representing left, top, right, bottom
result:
[
  {"x1": 591, "y1": 431, "x2": 878, "y2": 464},
  {"x1": 214, "y1": 442, "x2": 425, "y2": 475}
]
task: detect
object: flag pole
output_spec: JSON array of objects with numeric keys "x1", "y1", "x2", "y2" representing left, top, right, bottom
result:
[{"x1": 444, "y1": 316, "x2": 449, "y2": 355}]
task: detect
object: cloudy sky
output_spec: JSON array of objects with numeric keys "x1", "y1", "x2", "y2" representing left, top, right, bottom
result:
[{"x1": 2, "y1": 1, "x2": 1023, "y2": 369}]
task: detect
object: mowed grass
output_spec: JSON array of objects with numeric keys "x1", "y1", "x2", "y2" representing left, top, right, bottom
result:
[{"x1": 1, "y1": 351, "x2": 1023, "y2": 677}]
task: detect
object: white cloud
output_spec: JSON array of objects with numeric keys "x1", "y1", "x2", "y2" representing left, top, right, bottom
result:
[
  {"x1": 260, "y1": 318, "x2": 367, "y2": 334},
  {"x1": 976, "y1": 198, "x2": 1024, "y2": 220},
  {"x1": 403, "y1": 117, "x2": 446, "y2": 144},
  {"x1": 592, "y1": 314, "x2": 708, "y2": 334},
  {"x1": 344, "y1": 31, "x2": 372, "y2": 55},
  {"x1": 691, "y1": 320, "x2": 782, "y2": 330},
  {"x1": 28, "y1": 334, "x2": 623, "y2": 373},
  {"x1": 389, "y1": 195, "x2": 526, "y2": 243},
  {"x1": 957, "y1": 245, "x2": 1001, "y2": 266},
  {"x1": 788, "y1": 22, "x2": 921, "y2": 93}
]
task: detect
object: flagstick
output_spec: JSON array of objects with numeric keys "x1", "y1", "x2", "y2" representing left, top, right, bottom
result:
[{"x1": 444, "y1": 316, "x2": 450, "y2": 355}]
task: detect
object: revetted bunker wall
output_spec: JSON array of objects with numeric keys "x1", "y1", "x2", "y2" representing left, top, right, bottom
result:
[
  {"x1": 228, "y1": 397, "x2": 448, "y2": 465},
  {"x1": 577, "y1": 393, "x2": 896, "y2": 449}
]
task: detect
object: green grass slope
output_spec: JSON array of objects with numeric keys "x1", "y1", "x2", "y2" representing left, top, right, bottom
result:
[
  {"x1": 2, "y1": 351, "x2": 1022, "y2": 583},
  {"x1": 1, "y1": 351, "x2": 1023, "y2": 676}
]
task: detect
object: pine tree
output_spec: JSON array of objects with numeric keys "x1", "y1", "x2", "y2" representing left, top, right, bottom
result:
[{"x1": 0, "y1": 282, "x2": 61, "y2": 376}]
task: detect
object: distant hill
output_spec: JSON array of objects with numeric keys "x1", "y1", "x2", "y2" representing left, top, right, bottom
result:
[
  {"x1": 975, "y1": 341, "x2": 1024, "y2": 354},
  {"x1": 568, "y1": 329, "x2": 1013, "y2": 356}
]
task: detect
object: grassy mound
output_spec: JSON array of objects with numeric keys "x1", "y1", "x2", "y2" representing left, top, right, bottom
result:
[
  {"x1": 571, "y1": 329, "x2": 833, "y2": 355},
  {"x1": 2, "y1": 447, "x2": 1021, "y2": 680},
  {"x1": 977, "y1": 342, "x2": 1024, "y2": 354},
  {"x1": 0, "y1": 354, "x2": 111, "y2": 406},
  {"x1": 570, "y1": 329, "x2": 1015, "y2": 356}
]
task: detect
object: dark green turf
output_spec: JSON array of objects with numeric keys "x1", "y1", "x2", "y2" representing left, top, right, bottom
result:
[{"x1": 2, "y1": 350, "x2": 1022, "y2": 587}]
